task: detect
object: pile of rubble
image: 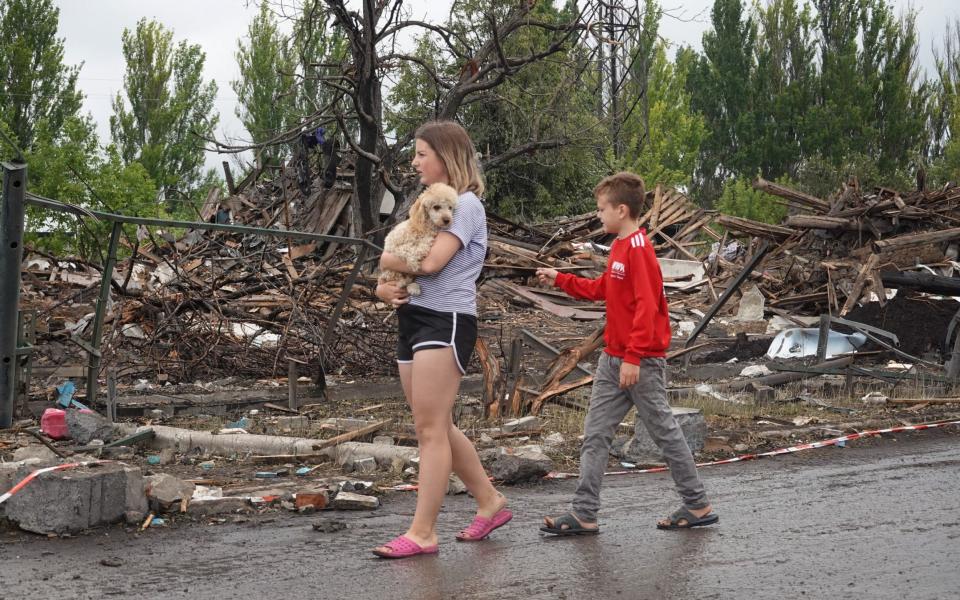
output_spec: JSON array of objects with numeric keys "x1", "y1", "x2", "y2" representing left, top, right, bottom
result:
[{"x1": 13, "y1": 168, "x2": 960, "y2": 415}]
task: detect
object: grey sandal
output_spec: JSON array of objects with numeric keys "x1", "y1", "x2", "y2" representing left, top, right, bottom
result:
[
  {"x1": 657, "y1": 506, "x2": 719, "y2": 530},
  {"x1": 540, "y1": 513, "x2": 600, "y2": 536}
]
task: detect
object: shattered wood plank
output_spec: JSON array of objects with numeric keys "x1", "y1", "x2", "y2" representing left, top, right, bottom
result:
[
  {"x1": 509, "y1": 376, "x2": 525, "y2": 417},
  {"x1": 716, "y1": 215, "x2": 796, "y2": 240},
  {"x1": 754, "y1": 177, "x2": 831, "y2": 212},
  {"x1": 652, "y1": 229, "x2": 701, "y2": 261},
  {"x1": 784, "y1": 215, "x2": 867, "y2": 231},
  {"x1": 530, "y1": 375, "x2": 593, "y2": 414},
  {"x1": 872, "y1": 226, "x2": 960, "y2": 251},
  {"x1": 519, "y1": 328, "x2": 594, "y2": 377},
  {"x1": 313, "y1": 419, "x2": 391, "y2": 449},
  {"x1": 649, "y1": 184, "x2": 663, "y2": 230},
  {"x1": 289, "y1": 242, "x2": 317, "y2": 260},
  {"x1": 539, "y1": 326, "x2": 604, "y2": 394},
  {"x1": 475, "y1": 337, "x2": 504, "y2": 410},
  {"x1": 312, "y1": 189, "x2": 352, "y2": 236},
  {"x1": 840, "y1": 254, "x2": 879, "y2": 316},
  {"x1": 281, "y1": 254, "x2": 300, "y2": 280},
  {"x1": 495, "y1": 281, "x2": 604, "y2": 320}
]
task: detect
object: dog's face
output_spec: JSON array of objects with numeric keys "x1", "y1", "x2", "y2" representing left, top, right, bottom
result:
[
  {"x1": 424, "y1": 196, "x2": 456, "y2": 228},
  {"x1": 412, "y1": 183, "x2": 458, "y2": 229}
]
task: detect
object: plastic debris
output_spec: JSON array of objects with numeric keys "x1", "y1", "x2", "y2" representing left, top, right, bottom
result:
[{"x1": 766, "y1": 328, "x2": 867, "y2": 359}]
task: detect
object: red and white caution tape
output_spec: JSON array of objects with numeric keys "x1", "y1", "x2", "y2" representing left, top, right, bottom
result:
[
  {"x1": 0, "y1": 461, "x2": 100, "y2": 505},
  {"x1": 544, "y1": 419, "x2": 960, "y2": 480}
]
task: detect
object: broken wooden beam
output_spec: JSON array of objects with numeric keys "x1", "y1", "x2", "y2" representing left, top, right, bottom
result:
[
  {"x1": 314, "y1": 419, "x2": 390, "y2": 449},
  {"x1": 530, "y1": 375, "x2": 593, "y2": 414},
  {"x1": 754, "y1": 177, "x2": 831, "y2": 212},
  {"x1": 872, "y1": 226, "x2": 960, "y2": 251},
  {"x1": 840, "y1": 254, "x2": 879, "y2": 316},
  {"x1": 880, "y1": 271, "x2": 960, "y2": 296},
  {"x1": 784, "y1": 215, "x2": 867, "y2": 231},
  {"x1": 716, "y1": 215, "x2": 796, "y2": 240}
]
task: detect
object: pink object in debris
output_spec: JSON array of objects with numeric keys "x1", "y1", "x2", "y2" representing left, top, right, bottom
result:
[
  {"x1": 39, "y1": 408, "x2": 92, "y2": 440},
  {"x1": 40, "y1": 408, "x2": 69, "y2": 440}
]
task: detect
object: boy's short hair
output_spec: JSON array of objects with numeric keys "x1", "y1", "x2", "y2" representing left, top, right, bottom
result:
[{"x1": 593, "y1": 172, "x2": 647, "y2": 219}]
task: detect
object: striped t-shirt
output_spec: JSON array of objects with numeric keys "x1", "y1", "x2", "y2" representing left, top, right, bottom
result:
[{"x1": 409, "y1": 190, "x2": 487, "y2": 316}]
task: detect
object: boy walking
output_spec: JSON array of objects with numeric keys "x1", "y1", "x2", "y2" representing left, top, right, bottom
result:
[{"x1": 536, "y1": 172, "x2": 717, "y2": 534}]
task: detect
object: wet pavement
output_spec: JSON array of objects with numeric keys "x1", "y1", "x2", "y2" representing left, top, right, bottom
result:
[{"x1": 2, "y1": 428, "x2": 959, "y2": 599}]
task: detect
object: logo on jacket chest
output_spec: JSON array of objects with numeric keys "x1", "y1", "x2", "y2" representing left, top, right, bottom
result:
[{"x1": 610, "y1": 260, "x2": 626, "y2": 280}]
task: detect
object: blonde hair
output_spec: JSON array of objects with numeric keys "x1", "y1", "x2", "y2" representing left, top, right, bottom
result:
[{"x1": 414, "y1": 121, "x2": 485, "y2": 196}]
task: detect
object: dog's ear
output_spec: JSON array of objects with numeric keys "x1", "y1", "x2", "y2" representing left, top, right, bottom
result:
[
  {"x1": 408, "y1": 195, "x2": 428, "y2": 229},
  {"x1": 407, "y1": 195, "x2": 421, "y2": 219}
]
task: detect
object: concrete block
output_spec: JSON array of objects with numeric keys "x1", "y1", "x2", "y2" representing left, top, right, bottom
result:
[
  {"x1": 372, "y1": 436, "x2": 395, "y2": 446},
  {"x1": 321, "y1": 418, "x2": 372, "y2": 430},
  {"x1": 543, "y1": 432, "x2": 565, "y2": 448},
  {"x1": 501, "y1": 416, "x2": 540, "y2": 433},
  {"x1": 145, "y1": 473, "x2": 195, "y2": 509},
  {"x1": 332, "y1": 491, "x2": 379, "y2": 510},
  {"x1": 0, "y1": 463, "x2": 147, "y2": 535},
  {"x1": 187, "y1": 497, "x2": 251, "y2": 517},
  {"x1": 612, "y1": 407, "x2": 706, "y2": 464},
  {"x1": 480, "y1": 445, "x2": 554, "y2": 484},
  {"x1": 749, "y1": 384, "x2": 776, "y2": 404},
  {"x1": 12, "y1": 445, "x2": 60, "y2": 465},
  {"x1": 66, "y1": 410, "x2": 116, "y2": 444},
  {"x1": 274, "y1": 416, "x2": 310, "y2": 433}
]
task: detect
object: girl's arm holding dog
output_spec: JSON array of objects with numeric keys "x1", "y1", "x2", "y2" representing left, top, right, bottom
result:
[
  {"x1": 376, "y1": 232, "x2": 462, "y2": 306},
  {"x1": 378, "y1": 231, "x2": 462, "y2": 275}
]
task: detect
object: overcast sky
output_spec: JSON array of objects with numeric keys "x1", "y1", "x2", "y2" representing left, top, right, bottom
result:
[{"x1": 53, "y1": 0, "x2": 960, "y2": 172}]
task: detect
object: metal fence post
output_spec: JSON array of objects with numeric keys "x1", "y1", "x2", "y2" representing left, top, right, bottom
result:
[
  {"x1": 1, "y1": 161, "x2": 27, "y2": 428},
  {"x1": 86, "y1": 221, "x2": 122, "y2": 409}
]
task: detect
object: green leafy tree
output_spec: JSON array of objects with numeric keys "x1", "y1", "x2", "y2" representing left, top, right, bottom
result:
[
  {"x1": 0, "y1": 0, "x2": 82, "y2": 151},
  {"x1": 856, "y1": 0, "x2": 926, "y2": 175},
  {"x1": 716, "y1": 176, "x2": 788, "y2": 224},
  {"x1": 930, "y1": 20, "x2": 960, "y2": 185},
  {"x1": 618, "y1": 43, "x2": 706, "y2": 190},
  {"x1": 805, "y1": 0, "x2": 866, "y2": 166},
  {"x1": 686, "y1": 0, "x2": 758, "y2": 203},
  {"x1": 752, "y1": 0, "x2": 818, "y2": 180},
  {"x1": 25, "y1": 116, "x2": 158, "y2": 259},
  {"x1": 110, "y1": 18, "x2": 219, "y2": 202},
  {"x1": 387, "y1": 0, "x2": 604, "y2": 220},
  {"x1": 233, "y1": 1, "x2": 296, "y2": 167},
  {"x1": 289, "y1": 0, "x2": 347, "y2": 118}
]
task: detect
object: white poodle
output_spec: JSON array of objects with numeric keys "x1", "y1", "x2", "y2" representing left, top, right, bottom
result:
[{"x1": 379, "y1": 183, "x2": 458, "y2": 296}]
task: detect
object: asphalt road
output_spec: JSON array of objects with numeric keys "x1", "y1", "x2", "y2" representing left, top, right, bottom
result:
[{"x1": 2, "y1": 428, "x2": 959, "y2": 600}]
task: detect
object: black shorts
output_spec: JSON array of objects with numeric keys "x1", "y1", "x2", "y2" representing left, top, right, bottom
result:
[{"x1": 396, "y1": 304, "x2": 477, "y2": 374}]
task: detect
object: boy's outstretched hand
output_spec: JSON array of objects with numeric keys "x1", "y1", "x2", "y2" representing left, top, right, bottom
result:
[
  {"x1": 536, "y1": 267, "x2": 559, "y2": 287},
  {"x1": 619, "y1": 362, "x2": 639, "y2": 389}
]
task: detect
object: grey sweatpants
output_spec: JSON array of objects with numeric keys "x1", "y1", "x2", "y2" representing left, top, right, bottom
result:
[{"x1": 572, "y1": 353, "x2": 709, "y2": 522}]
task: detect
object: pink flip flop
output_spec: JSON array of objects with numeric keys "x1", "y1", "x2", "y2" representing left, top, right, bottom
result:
[
  {"x1": 371, "y1": 535, "x2": 439, "y2": 559},
  {"x1": 456, "y1": 509, "x2": 513, "y2": 541}
]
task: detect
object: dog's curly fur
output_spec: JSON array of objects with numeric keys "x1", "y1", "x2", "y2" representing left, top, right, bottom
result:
[{"x1": 379, "y1": 183, "x2": 459, "y2": 296}]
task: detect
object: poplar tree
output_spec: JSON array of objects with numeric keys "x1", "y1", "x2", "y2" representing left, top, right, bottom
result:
[
  {"x1": 0, "y1": 0, "x2": 82, "y2": 150},
  {"x1": 110, "y1": 18, "x2": 219, "y2": 199}
]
